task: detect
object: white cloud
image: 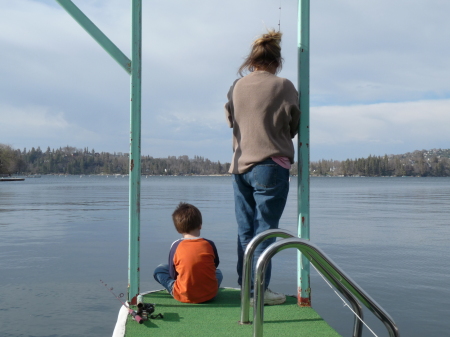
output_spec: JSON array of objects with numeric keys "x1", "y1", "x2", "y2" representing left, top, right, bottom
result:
[
  {"x1": 310, "y1": 1, "x2": 450, "y2": 105},
  {"x1": 0, "y1": 103, "x2": 100, "y2": 148},
  {"x1": 1, "y1": 104, "x2": 68, "y2": 129},
  {"x1": 311, "y1": 99, "x2": 450, "y2": 160},
  {"x1": 155, "y1": 103, "x2": 226, "y2": 131},
  {"x1": 1, "y1": 0, "x2": 450, "y2": 162}
]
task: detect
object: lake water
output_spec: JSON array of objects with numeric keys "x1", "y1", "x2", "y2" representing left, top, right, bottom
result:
[{"x1": 1, "y1": 176, "x2": 449, "y2": 337}]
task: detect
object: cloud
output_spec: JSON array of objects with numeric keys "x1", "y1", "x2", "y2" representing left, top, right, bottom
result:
[
  {"x1": 311, "y1": 99, "x2": 450, "y2": 160},
  {"x1": 153, "y1": 102, "x2": 226, "y2": 133},
  {"x1": 141, "y1": 102, "x2": 232, "y2": 161},
  {"x1": 1, "y1": 104, "x2": 68, "y2": 129},
  {"x1": 1, "y1": 0, "x2": 450, "y2": 162},
  {"x1": 0, "y1": 103, "x2": 100, "y2": 149},
  {"x1": 309, "y1": 1, "x2": 450, "y2": 105}
]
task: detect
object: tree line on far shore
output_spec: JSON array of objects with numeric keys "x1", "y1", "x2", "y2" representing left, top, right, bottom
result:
[
  {"x1": 307, "y1": 148, "x2": 450, "y2": 177},
  {"x1": 1, "y1": 144, "x2": 450, "y2": 177},
  {"x1": 0, "y1": 145, "x2": 230, "y2": 176}
]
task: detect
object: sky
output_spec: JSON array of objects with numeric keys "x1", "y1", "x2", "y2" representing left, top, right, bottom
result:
[{"x1": 1, "y1": 0, "x2": 449, "y2": 162}]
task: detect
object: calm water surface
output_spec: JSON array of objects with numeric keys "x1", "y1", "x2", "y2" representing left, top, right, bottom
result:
[{"x1": 0, "y1": 176, "x2": 449, "y2": 336}]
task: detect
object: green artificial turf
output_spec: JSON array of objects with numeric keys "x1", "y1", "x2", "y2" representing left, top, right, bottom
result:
[{"x1": 124, "y1": 288, "x2": 341, "y2": 337}]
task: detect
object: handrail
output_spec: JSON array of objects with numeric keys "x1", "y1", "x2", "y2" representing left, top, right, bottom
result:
[
  {"x1": 240, "y1": 229, "x2": 295, "y2": 324},
  {"x1": 240, "y1": 230, "x2": 363, "y2": 337},
  {"x1": 253, "y1": 238, "x2": 400, "y2": 337},
  {"x1": 309, "y1": 260, "x2": 363, "y2": 337}
]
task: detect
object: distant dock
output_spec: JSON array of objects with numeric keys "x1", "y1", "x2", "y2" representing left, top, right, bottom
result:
[{"x1": 0, "y1": 178, "x2": 25, "y2": 182}]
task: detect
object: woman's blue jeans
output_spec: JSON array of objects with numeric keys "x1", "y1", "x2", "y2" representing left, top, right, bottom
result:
[{"x1": 232, "y1": 159, "x2": 289, "y2": 290}]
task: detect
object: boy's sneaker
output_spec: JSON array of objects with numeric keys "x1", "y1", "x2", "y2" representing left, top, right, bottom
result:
[{"x1": 250, "y1": 288, "x2": 286, "y2": 306}]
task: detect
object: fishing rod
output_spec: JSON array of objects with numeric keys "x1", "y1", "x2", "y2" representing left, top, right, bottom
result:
[{"x1": 100, "y1": 279, "x2": 143, "y2": 324}]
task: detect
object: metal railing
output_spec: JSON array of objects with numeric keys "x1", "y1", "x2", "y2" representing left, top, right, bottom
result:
[
  {"x1": 240, "y1": 230, "x2": 363, "y2": 337},
  {"x1": 249, "y1": 235, "x2": 400, "y2": 337},
  {"x1": 240, "y1": 229, "x2": 298, "y2": 324}
]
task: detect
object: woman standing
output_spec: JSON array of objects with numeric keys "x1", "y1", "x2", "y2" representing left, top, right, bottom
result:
[{"x1": 225, "y1": 30, "x2": 300, "y2": 305}]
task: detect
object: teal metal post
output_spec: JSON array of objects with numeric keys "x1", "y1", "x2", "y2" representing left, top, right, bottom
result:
[
  {"x1": 55, "y1": 0, "x2": 142, "y2": 304},
  {"x1": 55, "y1": 0, "x2": 131, "y2": 74},
  {"x1": 297, "y1": 0, "x2": 311, "y2": 307},
  {"x1": 128, "y1": 0, "x2": 142, "y2": 305}
]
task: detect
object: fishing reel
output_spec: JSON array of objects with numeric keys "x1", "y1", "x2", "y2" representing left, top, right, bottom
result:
[
  {"x1": 99, "y1": 280, "x2": 163, "y2": 324},
  {"x1": 136, "y1": 302, "x2": 163, "y2": 321}
]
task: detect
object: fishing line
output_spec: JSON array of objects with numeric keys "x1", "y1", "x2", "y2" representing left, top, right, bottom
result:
[
  {"x1": 310, "y1": 265, "x2": 379, "y2": 337},
  {"x1": 278, "y1": 0, "x2": 282, "y2": 31},
  {"x1": 100, "y1": 279, "x2": 144, "y2": 324},
  {"x1": 100, "y1": 280, "x2": 128, "y2": 307}
]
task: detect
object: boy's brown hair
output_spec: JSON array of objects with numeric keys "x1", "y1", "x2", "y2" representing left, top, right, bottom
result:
[{"x1": 172, "y1": 202, "x2": 202, "y2": 234}]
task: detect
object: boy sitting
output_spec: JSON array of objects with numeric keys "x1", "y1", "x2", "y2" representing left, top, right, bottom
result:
[{"x1": 153, "y1": 202, "x2": 223, "y2": 303}]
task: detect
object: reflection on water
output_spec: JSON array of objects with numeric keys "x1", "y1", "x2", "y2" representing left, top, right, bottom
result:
[{"x1": 0, "y1": 176, "x2": 449, "y2": 336}]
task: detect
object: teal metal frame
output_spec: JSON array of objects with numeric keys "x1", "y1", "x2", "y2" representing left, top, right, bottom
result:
[
  {"x1": 128, "y1": 0, "x2": 142, "y2": 305},
  {"x1": 56, "y1": 0, "x2": 142, "y2": 304},
  {"x1": 55, "y1": 1, "x2": 131, "y2": 74},
  {"x1": 297, "y1": 0, "x2": 311, "y2": 306},
  {"x1": 56, "y1": 0, "x2": 309, "y2": 308}
]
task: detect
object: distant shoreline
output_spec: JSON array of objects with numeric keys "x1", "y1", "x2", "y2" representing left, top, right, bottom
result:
[
  {"x1": 2, "y1": 145, "x2": 449, "y2": 177},
  {"x1": 10, "y1": 173, "x2": 449, "y2": 179}
]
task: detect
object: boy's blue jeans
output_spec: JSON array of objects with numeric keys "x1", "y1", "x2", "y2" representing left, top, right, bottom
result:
[
  {"x1": 232, "y1": 159, "x2": 289, "y2": 290},
  {"x1": 153, "y1": 264, "x2": 223, "y2": 294}
]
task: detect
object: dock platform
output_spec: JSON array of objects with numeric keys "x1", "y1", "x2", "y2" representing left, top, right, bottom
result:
[{"x1": 119, "y1": 288, "x2": 341, "y2": 337}]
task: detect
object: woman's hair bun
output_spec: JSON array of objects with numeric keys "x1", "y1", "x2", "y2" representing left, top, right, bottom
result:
[
  {"x1": 254, "y1": 30, "x2": 282, "y2": 47},
  {"x1": 238, "y1": 29, "x2": 284, "y2": 76}
]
